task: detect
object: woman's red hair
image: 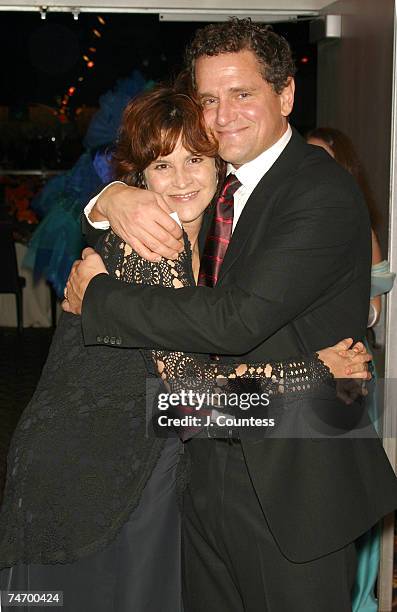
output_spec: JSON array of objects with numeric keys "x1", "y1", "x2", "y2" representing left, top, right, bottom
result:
[{"x1": 113, "y1": 85, "x2": 222, "y2": 188}]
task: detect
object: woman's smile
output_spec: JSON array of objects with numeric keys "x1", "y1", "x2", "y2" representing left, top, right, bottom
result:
[
  {"x1": 144, "y1": 137, "x2": 218, "y2": 230},
  {"x1": 169, "y1": 190, "x2": 200, "y2": 202}
]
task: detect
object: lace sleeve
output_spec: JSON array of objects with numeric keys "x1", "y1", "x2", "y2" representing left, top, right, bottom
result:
[
  {"x1": 153, "y1": 350, "x2": 333, "y2": 401},
  {"x1": 97, "y1": 229, "x2": 195, "y2": 288}
]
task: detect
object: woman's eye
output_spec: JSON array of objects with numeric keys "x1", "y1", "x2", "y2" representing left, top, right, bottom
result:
[
  {"x1": 154, "y1": 164, "x2": 169, "y2": 170},
  {"x1": 189, "y1": 157, "x2": 203, "y2": 164}
]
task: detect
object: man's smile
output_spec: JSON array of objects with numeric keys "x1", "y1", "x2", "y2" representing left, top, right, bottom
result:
[{"x1": 216, "y1": 127, "x2": 249, "y2": 137}]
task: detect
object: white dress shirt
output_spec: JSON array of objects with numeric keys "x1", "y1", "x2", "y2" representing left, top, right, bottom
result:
[
  {"x1": 230, "y1": 124, "x2": 292, "y2": 233},
  {"x1": 83, "y1": 124, "x2": 292, "y2": 232}
]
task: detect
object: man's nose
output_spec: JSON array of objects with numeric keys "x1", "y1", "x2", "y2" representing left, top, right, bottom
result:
[{"x1": 216, "y1": 99, "x2": 235, "y2": 126}]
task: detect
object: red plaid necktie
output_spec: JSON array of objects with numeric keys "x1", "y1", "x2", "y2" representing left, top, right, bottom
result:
[{"x1": 198, "y1": 174, "x2": 241, "y2": 287}]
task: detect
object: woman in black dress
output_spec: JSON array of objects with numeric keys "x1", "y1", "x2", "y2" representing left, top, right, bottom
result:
[{"x1": 0, "y1": 86, "x2": 370, "y2": 612}]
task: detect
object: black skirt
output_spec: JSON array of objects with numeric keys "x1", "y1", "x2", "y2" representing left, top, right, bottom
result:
[{"x1": 0, "y1": 438, "x2": 182, "y2": 612}]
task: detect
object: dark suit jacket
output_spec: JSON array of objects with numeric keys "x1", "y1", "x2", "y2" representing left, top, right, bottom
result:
[{"x1": 81, "y1": 129, "x2": 397, "y2": 562}]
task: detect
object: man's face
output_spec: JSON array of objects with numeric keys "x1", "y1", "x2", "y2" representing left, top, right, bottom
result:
[{"x1": 195, "y1": 49, "x2": 295, "y2": 167}]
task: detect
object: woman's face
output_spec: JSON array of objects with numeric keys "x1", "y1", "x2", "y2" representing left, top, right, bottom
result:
[
  {"x1": 144, "y1": 138, "x2": 218, "y2": 225},
  {"x1": 306, "y1": 136, "x2": 335, "y2": 159}
]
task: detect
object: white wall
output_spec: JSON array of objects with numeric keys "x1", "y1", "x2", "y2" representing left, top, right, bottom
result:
[{"x1": 318, "y1": 0, "x2": 394, "y2": 252}]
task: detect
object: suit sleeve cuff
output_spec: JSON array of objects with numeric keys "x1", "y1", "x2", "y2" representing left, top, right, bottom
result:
[
  {"x1": 81, "y1": 273, "x2": 123, "y2": 345},
  {"x1": 84, "y1": 181, "x2": 126, "y2": 229}
]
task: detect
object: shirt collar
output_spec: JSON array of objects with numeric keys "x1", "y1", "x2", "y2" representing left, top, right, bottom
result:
[{"x1": 227, "y1": 124, "x2": 292, "y2": 189}]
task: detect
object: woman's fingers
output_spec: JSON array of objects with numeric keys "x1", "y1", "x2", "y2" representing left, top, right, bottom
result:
[
  {"x1": 334, "y1": 338, "x2": 353, "y2": 353},
  {"x1": 347, "y1": 350, "x2": 372, "y2": 363},
  {"x1": 338, "y1": 340, "x2": 367, "y2": 357},
  {"x1": 345, "y1": 367, "x2": 372, "y2": 380},
  {"x1": 352, "y1": 341, "x2": 365, "y2": 353},
  {"x1": 82, "y1": 247, "x2": 96, "y2": 260},
  {"x1": 343, "y1": 349, "x2": 372, "y2": 378},
  {"x1": 340, "y1": 349, "x2": 372, "y2": 365}
]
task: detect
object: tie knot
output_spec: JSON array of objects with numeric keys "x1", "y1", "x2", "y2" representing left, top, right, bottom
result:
[{"x1": 222, "y1": 174, "x2": 241, "y2": 199}]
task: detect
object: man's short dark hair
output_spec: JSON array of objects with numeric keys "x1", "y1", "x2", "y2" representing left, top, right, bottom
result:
[{"x1": 185, "y1": 17, "x2": 296, "y2": 94}]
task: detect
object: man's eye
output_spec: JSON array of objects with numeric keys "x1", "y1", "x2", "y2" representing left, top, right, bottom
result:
[
  {"x1": 202, "y1": 98, "x2": 216, "y2": 107},
  {"x1": 238, "y1": 92, "x2": 250, "y2": 99}
]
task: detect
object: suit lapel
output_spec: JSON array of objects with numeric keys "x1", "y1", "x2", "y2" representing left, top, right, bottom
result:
[{"x1": 217, "y1": 128, "x2": 309, "y2": 284}]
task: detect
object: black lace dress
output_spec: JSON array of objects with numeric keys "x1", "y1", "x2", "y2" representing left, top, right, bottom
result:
[{"x1": 0, "y1": 230, "x2": 333, "y2": 612}]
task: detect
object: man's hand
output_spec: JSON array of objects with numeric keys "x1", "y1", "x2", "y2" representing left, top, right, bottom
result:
[
  {"x1": 91, "y1": 183, "x2": 184, "y2": 262},
  {"x1": 62, "y1": 248, "x2": 108, "y2": 315}
]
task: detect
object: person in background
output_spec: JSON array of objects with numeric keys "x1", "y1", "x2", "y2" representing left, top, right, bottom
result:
[
  {"x1": 307, "y1": 126, "x2": 396, "y2": 612},
  {"x1": 306, "y1": 127, "x2": 395, "y2": 328}
]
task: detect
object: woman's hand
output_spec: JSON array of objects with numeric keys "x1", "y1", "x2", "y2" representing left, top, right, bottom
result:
[
  {"x1": 62, "y1": 248, "x2": 108, "y2": 315},
  {"x1": 317, "y1": 338, "x2": 372, "y2": 380}
]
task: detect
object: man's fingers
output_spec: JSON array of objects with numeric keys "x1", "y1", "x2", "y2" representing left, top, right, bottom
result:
[
  {"x1": 140, "y1": 214, "x2": 184, "y2": 249},
  {"x1": 119, "y1": 214, "x2": 183, "y2": 258},
  {"x1": 128, "y1": 237, "x2": 163, "y2": 263},
  {"x1": 152, "y1": 222, "x2": 184, "y2": 257},
  {"x1": 139, "y1": 219, "x2": 183, "y2": 254},
  {"x1": 117, "y1": 193, "x2": 183, "y2": 238},
  {"x1": 153, "y1": 219, "x2": 184, "y2": 250},
  {"x1": 134, "y1": 227, "x2": 183, "y2": 260},
  {"x1": 153, "y1": 193, "x2": 185, "y2": 243},
  {"x1": 105, "y1": 189, "x2": 184, "y2": 260},
  {"x1": 153, "y1": 193, "x2": 175, "y2": 215}
]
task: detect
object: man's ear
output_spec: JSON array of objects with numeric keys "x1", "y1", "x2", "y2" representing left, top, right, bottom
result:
[{"x1": 280, "y1": 77, "x2": 295, "y2": 117}]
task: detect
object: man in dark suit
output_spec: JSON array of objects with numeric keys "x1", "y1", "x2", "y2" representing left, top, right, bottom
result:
[{"x1": 64, "y1": 19, "x2": 397, "y2": 611}]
